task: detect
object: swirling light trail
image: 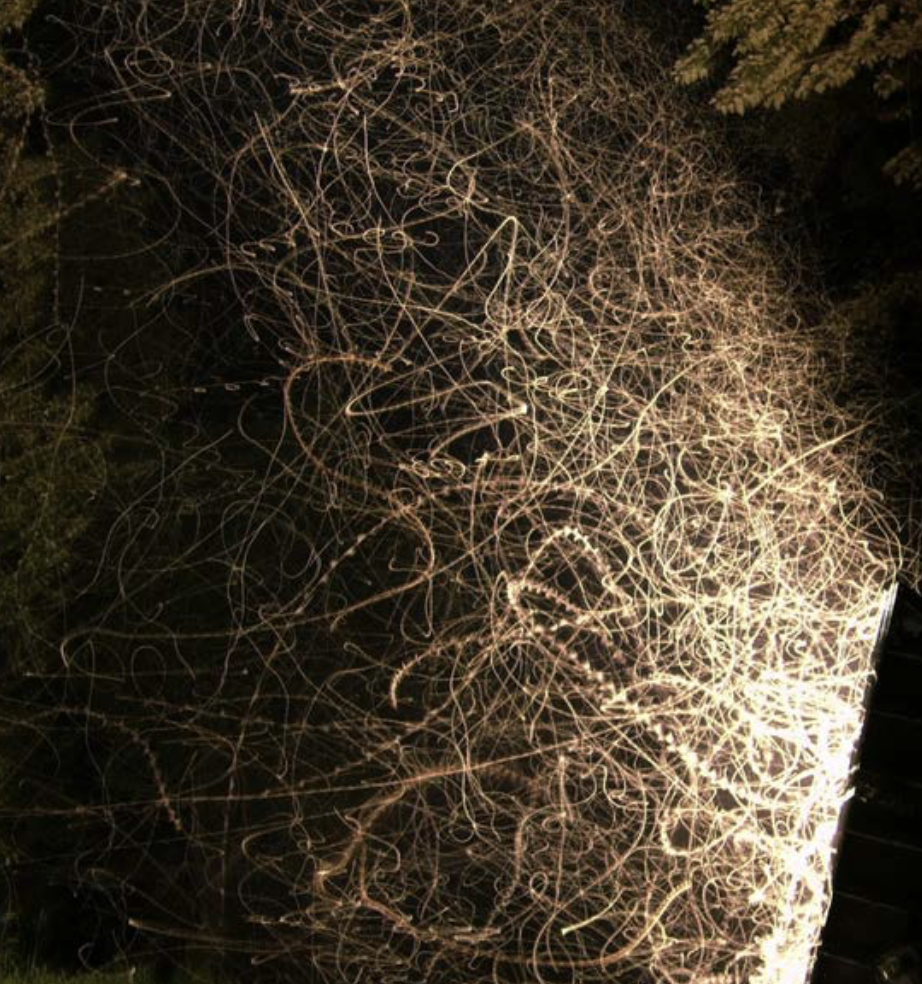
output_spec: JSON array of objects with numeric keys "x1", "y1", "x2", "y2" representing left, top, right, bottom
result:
[{"x1": 46, "y1": 2, "x2": 910, "y2": 982}]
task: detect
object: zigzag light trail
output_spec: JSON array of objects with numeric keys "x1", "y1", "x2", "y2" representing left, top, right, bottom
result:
[{"x1": 48, "y1": 1, "x2": 908, "y2": 982}]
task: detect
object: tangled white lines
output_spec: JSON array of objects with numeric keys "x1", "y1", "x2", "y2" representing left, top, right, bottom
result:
[{"x1": 68, "y1": 1, "x2": 905, "y2": 982}]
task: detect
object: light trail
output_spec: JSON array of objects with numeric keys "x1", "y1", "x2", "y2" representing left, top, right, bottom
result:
[{"x1": 48, "y1": 1, "x2": 910, "y2": 982}]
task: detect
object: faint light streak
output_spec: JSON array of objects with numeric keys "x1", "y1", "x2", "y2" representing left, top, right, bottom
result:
[{"x1": 59, "y1": 1, "x2": 909, "y2": 982}]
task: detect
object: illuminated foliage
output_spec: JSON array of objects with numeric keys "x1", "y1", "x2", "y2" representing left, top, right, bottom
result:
[{"x1": 675, "y1": 0, "x2": 922, "y2": 187}]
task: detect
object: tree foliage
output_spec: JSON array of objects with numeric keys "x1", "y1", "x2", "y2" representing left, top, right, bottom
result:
[
  {"x1": 0, "y1": 7, "x2": 196, "y2": 972},
  {"x1": 0, "y1": 4, "x2": 111, "y2": 671},
  {"x1": 676, "y1": 0, "x2": 922, "y2": 187}
]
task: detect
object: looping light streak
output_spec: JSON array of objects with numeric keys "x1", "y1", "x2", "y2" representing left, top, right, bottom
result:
[{"x1": 49, "y1": 1, "x2": 911, "y2": 982}]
